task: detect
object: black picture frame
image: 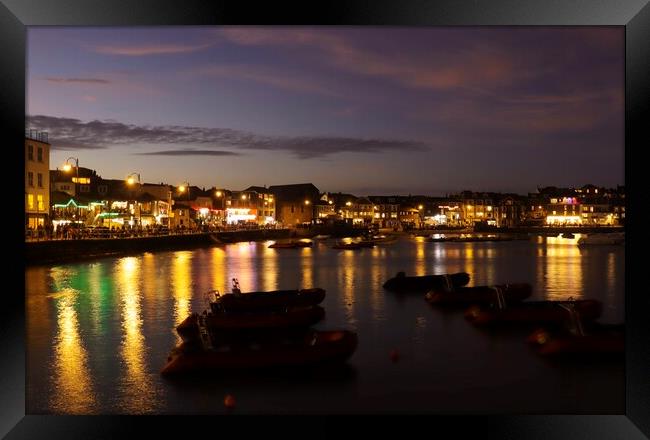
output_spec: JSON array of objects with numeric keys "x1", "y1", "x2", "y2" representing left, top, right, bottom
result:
[{"x1": 3, "y1": 0, "x2": 648, "y2": 438}]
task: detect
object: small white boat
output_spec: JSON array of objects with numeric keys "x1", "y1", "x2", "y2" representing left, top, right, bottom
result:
[{"x1": 577, "y1": 232, "x2": 625, "y2": 245}]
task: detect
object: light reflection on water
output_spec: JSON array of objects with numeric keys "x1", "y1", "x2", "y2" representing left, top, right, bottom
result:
[
  {"x1": 26, "y1": 237, "x2": 624, "y2": 414},
  {"x1": 49, "y1": 268, "x2": 97, "y2": 414}
]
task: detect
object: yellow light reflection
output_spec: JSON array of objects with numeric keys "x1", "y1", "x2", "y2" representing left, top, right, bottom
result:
[
  {"x1": 210, "y1": 247, "x2": 228, "y2": 293},
  {"x1": 50, "y1": 290, "x2": 97, "y2": 414},
  {"x1": 261, "y1": 243, "x2": 278, "y2": 292},
  {"x1": 542, "y1": 240, "x2": 583, "y2": 300},
  {"x1": 338, "y1": 251, "x2": 357, "y2": 330},
  {"x1": 369, "y1": 246, "x2": 386, "y2": 321},
  {"x1": 172, "y1": 252, "x2": 193, "y2": 332},
  {"x1": 300, "y1": 247, "x2": 313, "y2": 288},
  {"x1": 116, "y1": 256, "x2": 155, "y2": 413},
  {"x1": 414, "y1": 238, "x2": 426, "y2": 276}
]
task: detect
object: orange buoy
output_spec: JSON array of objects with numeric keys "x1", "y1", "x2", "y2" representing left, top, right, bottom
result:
[
  {"x1": 224, "y1": 394, "x2": 236, "y2": 409},
  {"x1": 389, "y1": 349, "x2": 400, "y2": 363}
]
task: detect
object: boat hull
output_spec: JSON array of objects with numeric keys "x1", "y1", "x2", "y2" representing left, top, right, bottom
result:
[
  {"x1": 161, "y1": 330, "x2": 358, "y2": 375},
  {"x1": 211, "y1": 288, "x2": 326, "y2": 312},
  {"x1": 177, "y1": 306, "x2": 326, "y2": 341},
  {"x1": 527, "y1": 323, "x2": 624, "y2": 356},
  {"x1": 425, "y1": 283, "x2": 532, "y2": 306},
  {"x1": 465, "y1": 300, "x2": 603, "y2": 327},
  {"x1": 383, "y1": 272, "x2": 470, "y2": 293}
]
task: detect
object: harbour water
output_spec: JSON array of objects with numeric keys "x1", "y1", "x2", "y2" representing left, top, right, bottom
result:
[{"x1": 26, "y1": 234, "x2": 625, "y2": 414}]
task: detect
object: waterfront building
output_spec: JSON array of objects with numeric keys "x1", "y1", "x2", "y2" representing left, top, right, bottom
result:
[
  {"x1": 225, "y1": 186, "x2": 275, "y2": 226},
  {"x1": 25, "y1": 130, "x2": 50, "y2": 229},
  {"x1": 456, "y1": 191, "x2": 495, "y2": 227},
  {"x1": 269, "y1": 183, "x2": 320, "y2": 226},
  {"x1": 314, "y1": 199, "x2": 336, "y2": 223},
  {"x1": 367, "y1": 196, "x2": 400, "y2": 228},
  {"x1": 171, "y1": 202, "x2": 193, "y2": 228},
  {"x1": 399, "y1": 206, "x2": 422, "y2": 229},
  {"x1": 494, "y1": 195, "x2": 525, "y2": 228},
  {"x1": 545, "y1": 195, "x2": 582, "y2": 225}
]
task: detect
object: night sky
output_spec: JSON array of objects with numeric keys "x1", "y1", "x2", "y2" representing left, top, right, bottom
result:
[{"x1": 26, "y1": 27, "x2": 624, "y2": 195}]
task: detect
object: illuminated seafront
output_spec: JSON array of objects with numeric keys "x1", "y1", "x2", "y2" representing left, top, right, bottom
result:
[{"x1": 26, "y1": 235, "x2": 624, "y2": 414}]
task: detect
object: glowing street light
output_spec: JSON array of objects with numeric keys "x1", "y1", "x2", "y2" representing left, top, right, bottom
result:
[
  {"x1": 126, "y1": 172, "x2": 141, "y2": 186},
  {"x1": 304, "y1": 200, "x2": 310, "y2": 205},
  {"x1": 346, "y1": 201, "x2": 352, "y2": 206},
  {"x1": 126, "y1": 173, "x2": 141, "y2": 226},
  {"x1": 215, "y1": 190, "x2": 222, "y2": 197},
  {"x1": 62, "y1": 157, "x2": 80, "y2": 222}
]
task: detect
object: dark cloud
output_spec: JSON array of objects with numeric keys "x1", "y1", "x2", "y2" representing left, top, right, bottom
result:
[
  {"x1": 135, "y1": 149, "x2": 242, "y2": 156},
  {"x1": 43, "y1": 77, "x2": 111, "y2": 84},
  {"x1": 26, "y1": 115, "x2": 428, "y2": 158}
]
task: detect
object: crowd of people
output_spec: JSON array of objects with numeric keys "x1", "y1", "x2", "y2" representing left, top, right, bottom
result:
[{"x1": 25, "y1": 221, "x2": 285, "y2": 241}]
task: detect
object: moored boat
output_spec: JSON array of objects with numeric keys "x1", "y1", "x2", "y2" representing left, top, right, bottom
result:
[
  {"x1": 311, "y1": 234, "x2": 331, "y2": 240},
  {"x1": 269, "y1": 240, "x2": 312, "y2": 249},
  {"x1": 209, "y1": 281, "x2": 326, "y2": 312},
  {"x1": 161, "y1": 329, "x2": 358, "y2": 375},
  {"x1": 425, "y1": 283, "x2": 532, "y2": 306},
  {"x1": 371, "y1": 234, "x2": 398, "y2": 244},
  {"x1": 177, "y1": 306, "x2": 326, "y2": 341},
  {"x1": 464, "y1": 299, "x2": 603, "y2": 327},
  {"x1": 332, "y1": 242, "x2": 364, "y2": 250},
  {"x1": 577, "y1": 233, "x2": 625, "y2": 246},
  {"x1": 383, "y1": 271, "x2": 470, "y2": 293},
  {"x1": 527, "y1": 323, "x2": 624, "y2": 357}
]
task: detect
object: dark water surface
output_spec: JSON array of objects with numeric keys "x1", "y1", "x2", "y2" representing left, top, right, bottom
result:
[{"x1": 26, "y1": 234, "x2": 625, "y2": 414}]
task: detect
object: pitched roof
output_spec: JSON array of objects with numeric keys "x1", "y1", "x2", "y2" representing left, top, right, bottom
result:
[
  {"x1": 268, "y1": 183, "x2": 320, "y2": 200},
  {"x1": 244, "y1": 185, "x2": 273, "y2": 194}
]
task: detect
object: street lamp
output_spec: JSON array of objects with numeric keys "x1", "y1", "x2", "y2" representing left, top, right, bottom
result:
[
  {"x1": 215, "y1": 190, "x2": 225, "y2": 225},
  {"x1": 126, "y1": 172, "x2": 141, "y2": 227},
  {"x1": 178, "y1": 181, "x2": 190, "y2": 200},
  {"x1": 178, "y1": 181, "x2": 190, "y2": 229},
  {"x1": 62, "y1": 157, "x2": 80, "y2": 225}
]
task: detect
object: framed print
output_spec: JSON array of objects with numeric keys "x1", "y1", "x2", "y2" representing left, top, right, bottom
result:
[{"x1": 2, "y1": 0, "x2": 649, "y2": 438}]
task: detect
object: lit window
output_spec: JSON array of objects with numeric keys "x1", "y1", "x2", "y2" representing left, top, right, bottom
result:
[
  {"x1": 37, "y1": 195, "x2": 44, "y2": 211},
  {"x1": 27, "y1": 194, "x2": 34, "y2": 210}
]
